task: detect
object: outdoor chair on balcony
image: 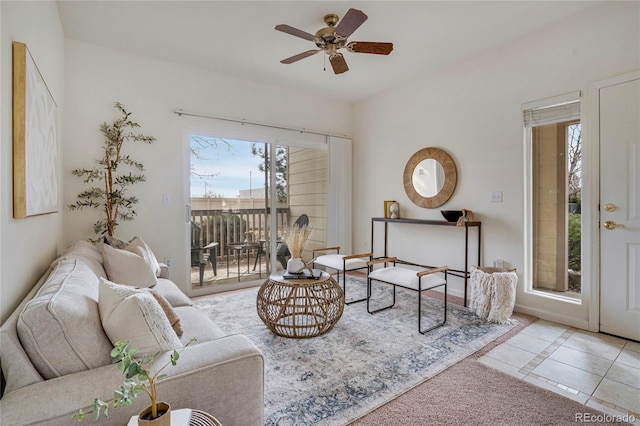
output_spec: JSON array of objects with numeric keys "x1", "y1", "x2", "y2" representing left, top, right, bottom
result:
[
  {"x1": 367, "y1": 257, "x2": 448, "y2": 334},
  {"x1": 312, "y1": 246, "x2": 372, "y2": 305},
  {"x1": 191, "y1": 221, "x2": 218, "y2": 286}
]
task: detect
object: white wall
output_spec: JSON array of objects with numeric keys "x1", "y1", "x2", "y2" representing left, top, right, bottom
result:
[
  {"x1": 0, "y1": 1, "x2": 65, "y2": 323},
  {"x1": 352, "y1": 1, "x2": 639, "y2": 328},
  {"x1": 63, "y1": 40, "x2": 352, "y2": 295}
]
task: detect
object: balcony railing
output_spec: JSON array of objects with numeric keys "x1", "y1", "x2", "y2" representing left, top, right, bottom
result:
[{"x1": 191, "y1": 208, "x2": 290, "y2": 262}]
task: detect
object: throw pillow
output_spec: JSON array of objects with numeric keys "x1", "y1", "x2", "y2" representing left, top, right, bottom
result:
[
  {"x1": 149, "y1": 289, "x2": 183, "y2": 337},
  {"x1": 102, "y1": 236, "x2": 160, "y2": 287},
  {"x1": 98, "y1": 278, "x2": 182, "y2": 355}
]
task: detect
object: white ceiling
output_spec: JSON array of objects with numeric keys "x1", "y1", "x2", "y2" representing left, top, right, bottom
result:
[{"x1": 56, "y1": 1, "x2": 602, "y2": 103}]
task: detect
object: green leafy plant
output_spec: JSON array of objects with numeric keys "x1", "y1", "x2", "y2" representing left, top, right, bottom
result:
[
  {"x1": 73, "y1": 338, "x2": 195, "y2": 422},
  {"x1": 69, "y1": 102, "x2": 156, "y2": 238}
]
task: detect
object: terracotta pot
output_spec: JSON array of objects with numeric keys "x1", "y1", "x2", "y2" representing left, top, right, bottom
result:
[{"x1": 138, "y1": 402, "x2": 171, "y2": 426}]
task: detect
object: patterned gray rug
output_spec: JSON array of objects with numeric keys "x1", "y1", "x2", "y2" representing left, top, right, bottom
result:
[{"x1": 193, "y1": 276, "x2": 517, "y2": 426}]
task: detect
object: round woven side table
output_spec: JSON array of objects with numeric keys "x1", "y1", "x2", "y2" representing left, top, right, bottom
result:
[{"x1": 256, "y1": 270, "x2": 344, "y2": 338}]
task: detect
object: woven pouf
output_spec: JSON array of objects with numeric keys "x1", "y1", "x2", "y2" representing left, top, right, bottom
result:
[{"x1": 256, "y1": 270, "x2": 344, "y2": 338}]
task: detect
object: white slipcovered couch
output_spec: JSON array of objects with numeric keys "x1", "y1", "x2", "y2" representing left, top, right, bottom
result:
[{"x1": 0, "y1": 241, "x2": 264, "y2": 426}]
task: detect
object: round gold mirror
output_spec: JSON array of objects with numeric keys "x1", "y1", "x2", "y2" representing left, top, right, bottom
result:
[{"x1": 403, "y1": 147, "x2": 457, "y2": 208}]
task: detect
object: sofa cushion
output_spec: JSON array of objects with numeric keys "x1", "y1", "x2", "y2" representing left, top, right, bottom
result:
[
  {"x1": 102, "y1": 236, "x2": 159, "y2": 287},
  {"x1": 51, "y1": 240, "x2": 107, "y2": 278},
  {"x1": 17, "y1": 259, "x2": 113, "y2": 379},
  {"x1": 153, "y1": 278, "x2": 193, "y2": 307},
  {"x1": 99, "y1": 278, "x2": 182, "y2": 355},
  {"x1": 174, "y1": 306, "x2": 226, "y2": 345}
]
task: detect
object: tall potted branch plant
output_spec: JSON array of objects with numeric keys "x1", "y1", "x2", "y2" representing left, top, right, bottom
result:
[{"x1": 69, "y1": 102, "x2": 156, "y2": 238}]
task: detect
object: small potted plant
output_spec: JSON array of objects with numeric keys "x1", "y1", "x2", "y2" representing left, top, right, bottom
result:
[{"x1": 74, "y1": 338, "x2": 195, "y2": 424}]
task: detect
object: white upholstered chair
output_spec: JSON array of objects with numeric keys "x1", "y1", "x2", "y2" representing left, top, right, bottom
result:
[
  {"x1": 312, "y1": 246, "x2": 372, "y2": 304},
  {"x1": 367, "y1": 257, "x2": 448, "y2": 334}
]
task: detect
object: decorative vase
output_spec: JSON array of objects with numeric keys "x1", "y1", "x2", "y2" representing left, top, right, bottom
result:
[
  {"x1": 138, "y1": 402, "x2": 171, "y2": 426},
  {"x1": 287, "y1": 257, "x2": 305, "y2": 274}
]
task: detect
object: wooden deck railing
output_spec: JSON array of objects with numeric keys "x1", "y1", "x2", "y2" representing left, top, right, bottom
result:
[{"x1": 191, "y1": 208, "x2": 290, "y2": 261}]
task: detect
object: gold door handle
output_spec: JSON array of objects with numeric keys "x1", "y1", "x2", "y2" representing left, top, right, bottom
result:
[
  {"x1": 604, "y1": 203, "x2": 616, "y2": 212},
  {"x1": 604, "y1": 221, "x2": 625, "y2": 230}
]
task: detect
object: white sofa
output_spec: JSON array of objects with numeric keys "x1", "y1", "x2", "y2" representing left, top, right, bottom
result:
[{"x1": 0, "y1": 241, "x2": 264, "y2": 426}]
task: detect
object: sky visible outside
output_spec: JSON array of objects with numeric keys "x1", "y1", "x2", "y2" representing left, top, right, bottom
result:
[{"x1": 190, "y1": 136, "x2": 266, "y2": 198}]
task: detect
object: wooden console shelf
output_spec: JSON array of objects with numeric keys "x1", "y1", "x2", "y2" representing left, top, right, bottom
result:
[{"x1": 370, "y1": 217, "x2": 482, "y2": 306}]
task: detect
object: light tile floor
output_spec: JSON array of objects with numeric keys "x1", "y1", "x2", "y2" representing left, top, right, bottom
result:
[{"x1": 478, "y1": 319, "x2": 640, "y2": 425}]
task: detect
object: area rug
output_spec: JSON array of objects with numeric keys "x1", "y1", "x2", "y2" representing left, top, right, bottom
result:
[{"x1": 193, "y1": 276, "x2": 518, "y2": 426}]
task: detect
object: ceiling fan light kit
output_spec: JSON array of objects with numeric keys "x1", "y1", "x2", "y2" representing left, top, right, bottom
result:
[{"x1": 275, "y1": 8, "x2": 393, "y2": 74}]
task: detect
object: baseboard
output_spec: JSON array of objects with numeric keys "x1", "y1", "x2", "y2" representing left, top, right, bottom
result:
[{"x1": 514, "y1": 304, "x2": 590, "y2": 330}]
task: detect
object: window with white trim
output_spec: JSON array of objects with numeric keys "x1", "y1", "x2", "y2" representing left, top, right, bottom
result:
[{"x1": 523, "y1": 92, "x2": 582, "y2": 299}]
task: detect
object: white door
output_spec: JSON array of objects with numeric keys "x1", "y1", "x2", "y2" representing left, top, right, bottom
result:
[{"x1": 599, "y1": 74, "x2": 640, "y2": 341}]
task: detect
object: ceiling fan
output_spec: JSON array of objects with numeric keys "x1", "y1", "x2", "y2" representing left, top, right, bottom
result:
[{"x1": 275, "y1": 8, "x2": 393, "y2": 74}]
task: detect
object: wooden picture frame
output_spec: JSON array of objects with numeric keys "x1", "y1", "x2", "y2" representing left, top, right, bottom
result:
[{"x1": 13, "y1": 41, "x2": 59, "y2": 218}]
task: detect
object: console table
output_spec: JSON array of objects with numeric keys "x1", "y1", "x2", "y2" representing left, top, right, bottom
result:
[{"x1": 370, "y1": 217, "x2": 481, "y2": 306}]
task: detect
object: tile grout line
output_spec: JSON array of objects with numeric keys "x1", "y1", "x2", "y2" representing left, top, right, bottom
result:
[
  {"x1": 492, "y1": 322, "x2": 639, "y2": 417},
  {"x1": 516, "y1": 326, "x2": 613, "y2": 403},
  {"x1": 524, "y1": 327, "x2": 640, "y2": 415},
  {"x1": 517, "y1": 327, "x2": 578, "y2": 376}
]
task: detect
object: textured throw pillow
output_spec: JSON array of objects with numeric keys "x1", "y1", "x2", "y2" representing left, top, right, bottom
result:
[
  {"x1": 98, "y1": 278, "x2": 182, "y2": 355},
  {"x1": 102, "y1": 236, "x2": 160, "y2": 287},
  {"x1": 149, "y1": 289, "x2": 183, "y2": 337}
]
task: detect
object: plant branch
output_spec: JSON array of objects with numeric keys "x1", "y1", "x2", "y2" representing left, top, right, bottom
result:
[{"x1": 69, "y1": 102, "x2": 156, "y2": 238}]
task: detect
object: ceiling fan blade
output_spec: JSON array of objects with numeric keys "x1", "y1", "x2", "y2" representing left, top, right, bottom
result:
[
  {"x1": 347, "y1": 41, "x2": 394, "y2": 55},
  {"x1": 280, "y1": 49, "x2": 320, "y2": 64},
  {"x1": 275, "y1": 24, "x2": 316, "y2": 42},
  {"x1": 334, "y1": 8, "x2": 368, "y2": 39},
  {"x1": 329, "y1": 53, "x2": 349, "y2": 74}
]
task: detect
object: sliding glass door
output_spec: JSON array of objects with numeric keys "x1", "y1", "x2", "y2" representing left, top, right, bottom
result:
[{"x1": 188, "y1": 133, "x2": 328, "y2": 292}]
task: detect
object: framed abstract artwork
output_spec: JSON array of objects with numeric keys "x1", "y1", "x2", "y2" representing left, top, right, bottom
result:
[{"x1": 12, "y1": 41, "x2": 59, "y2": 218}]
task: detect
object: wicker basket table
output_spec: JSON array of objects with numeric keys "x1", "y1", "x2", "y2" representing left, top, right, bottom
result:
[{"x1": 256, "y1": 270, "x2": 344, "y2": 338}]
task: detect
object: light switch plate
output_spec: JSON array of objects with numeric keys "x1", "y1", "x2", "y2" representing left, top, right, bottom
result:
[{"x1": 490, "y1": 191, "x2": 503, "y2": 203}]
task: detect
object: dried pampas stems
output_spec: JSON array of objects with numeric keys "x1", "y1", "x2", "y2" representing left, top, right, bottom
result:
[{"x1": 284, "y1": 224, "x2": 312, "y2": 258}]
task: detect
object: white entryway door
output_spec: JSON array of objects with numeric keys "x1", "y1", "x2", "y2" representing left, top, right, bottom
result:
[{"x1": 598, "y1": 72, "x2": 640, "y2": 341}]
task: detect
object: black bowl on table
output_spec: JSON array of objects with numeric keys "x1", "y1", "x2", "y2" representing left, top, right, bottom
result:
[{"x1": 441, "y1": 210, "x2": 463, "y2": 222}]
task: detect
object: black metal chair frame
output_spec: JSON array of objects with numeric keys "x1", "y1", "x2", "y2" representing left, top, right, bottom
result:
[
  {"x1": 312, "y1": 247, "x2": 372, "y2": 305},
  {"x1": 367, "y1": 257, "x2": 448, "y2": 334}
]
